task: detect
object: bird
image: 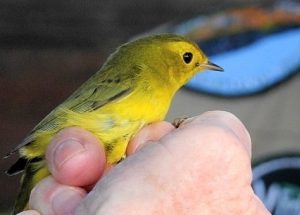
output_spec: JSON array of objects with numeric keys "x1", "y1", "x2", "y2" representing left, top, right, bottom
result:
[{"x1": 5, "y1": 33, "x2": 223, "y2": 214}]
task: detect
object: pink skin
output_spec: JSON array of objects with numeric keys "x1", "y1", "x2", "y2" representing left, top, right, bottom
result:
[{"x1": 18, "y1": 111, "x2": 270, "y2": 215}]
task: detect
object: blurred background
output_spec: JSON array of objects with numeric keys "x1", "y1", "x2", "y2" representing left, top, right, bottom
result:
[{"x1": 1, "y1": 0, "x2": 300, "y2": 212}]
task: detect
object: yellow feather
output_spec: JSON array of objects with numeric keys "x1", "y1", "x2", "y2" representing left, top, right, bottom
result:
[{"x1": 7, "y1": 34, "x2": 223, "y2": 214}]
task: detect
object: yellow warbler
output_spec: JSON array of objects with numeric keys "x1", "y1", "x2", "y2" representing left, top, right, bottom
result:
[{"x1": 6, "y1": 34, "x2": 223, "y2": 213}]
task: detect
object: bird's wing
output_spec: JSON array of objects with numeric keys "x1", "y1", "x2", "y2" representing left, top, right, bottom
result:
[
  {"x1": 33, "y1": 69, "x2": 134, "y2": 130},
  {"x1": 7, "y1": 65, "x2": 142, "y2": 155}
]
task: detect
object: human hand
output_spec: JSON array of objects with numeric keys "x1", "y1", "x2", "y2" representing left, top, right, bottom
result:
[{"x1": 18, "y1": 111, "x2": 270, "y2": 215}]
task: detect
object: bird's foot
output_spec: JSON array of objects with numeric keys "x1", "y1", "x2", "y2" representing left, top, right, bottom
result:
[
  {"x1": 117, "y1": 154, "x2": 126, "y2": 164},
  {"x1": 172, "y1": 116, "x2": 189, "y2": 128}
]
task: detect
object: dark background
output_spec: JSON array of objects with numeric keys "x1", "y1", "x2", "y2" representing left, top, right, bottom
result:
[{"x1": 0, "y1": 0, "x2": 298, "y2": 211}]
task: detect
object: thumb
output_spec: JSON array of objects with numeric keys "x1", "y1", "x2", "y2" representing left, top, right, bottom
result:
[{"x1": 46, "y1": 127, "x2": 106, "y2": 186}]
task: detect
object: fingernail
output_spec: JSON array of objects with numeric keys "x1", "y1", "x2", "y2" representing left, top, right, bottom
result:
[
  {"x1": 17, "y1": 210, "x2": 41, "y2": 215},
  {"x1": 52, "y1": 188, "x2": 85, "y2": 215},
  {"x1": 53, "y1": 139, "x2": 86, "y2": 170}
]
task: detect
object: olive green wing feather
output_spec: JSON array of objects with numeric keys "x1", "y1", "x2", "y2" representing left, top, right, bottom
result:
[
  {"x1": 6, "y1": 65, "x2": 141, "y2": 156},
  {"x1": 6, "y1": 67, "x2": 138, "y2": 213}
]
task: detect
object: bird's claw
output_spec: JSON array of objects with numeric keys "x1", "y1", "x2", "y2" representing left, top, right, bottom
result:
[{"x1": 172, "y1": 116, "x2": 189, "y2": 128}]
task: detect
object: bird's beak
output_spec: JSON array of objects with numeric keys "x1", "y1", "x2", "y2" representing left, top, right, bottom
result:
[{"x1": 202, "y1": 61, "x2": 224, "y2": 72}]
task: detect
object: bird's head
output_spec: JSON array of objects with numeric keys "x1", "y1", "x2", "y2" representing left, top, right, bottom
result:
[
  {"x1": 110, "y1": 34, "x2": 223, "y2": 89},
  {"x1": 152, "y1": 34, "x2": 223, "y2": 86}
]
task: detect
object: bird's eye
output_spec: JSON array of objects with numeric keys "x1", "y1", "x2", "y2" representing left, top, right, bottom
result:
[{"x1": 183, "y1": 52, "x2": 193, "y2": 64}]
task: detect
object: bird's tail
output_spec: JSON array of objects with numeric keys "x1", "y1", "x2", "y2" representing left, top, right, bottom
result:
[{"x1": 6, "y1": 157, "x2": 49, "y2": 214}]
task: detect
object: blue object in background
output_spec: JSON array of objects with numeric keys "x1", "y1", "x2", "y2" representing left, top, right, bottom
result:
[{"x1": 186, "y1": 28, "x2": 300, "y2": 96}]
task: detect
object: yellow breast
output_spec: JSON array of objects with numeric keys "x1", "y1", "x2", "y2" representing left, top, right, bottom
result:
[{"x1": 61, "y1": 83, "x2": 173, "y2": 164}]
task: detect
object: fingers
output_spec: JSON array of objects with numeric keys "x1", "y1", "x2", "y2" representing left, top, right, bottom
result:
[
  {"x1": 27, "y1": 123, "x2": 175, "y2": 215},
  {"x1": 158, "y1": 111, "x2": 253, "y2": 189},
  {"x1": 127, "y1": 121, "x2": 175, "y2": 155},
  {"x1": 76, "y1": 111, "x2": 267, "y2": 214},
  {"x1": 127, "y1": 111, "x2": 251, "y2": 157},
  {"x1": 195, "y1": 111, "x2": 252, "y2": 156},
  {"x1": 17, "y1": 210, "x2": 41, "y2": 215},
  {"x1": 29, "y1": 177, "x2": 86, "y2": 215},
  {"x1": 46, "y1": 127, "x2": 106, "y2": 186},
  {"x1": 26, "y1": 111, "x2": 268, "y2": 214},
  {"x1": 27, "y1": 128, "x2": 104, "y2": 214},
  {"x1": 175, "y1": 110, "x2": 252, "y2": 157},
  {"x1": 156, "y1": 111, "x2": 264, "y2": 214}
]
